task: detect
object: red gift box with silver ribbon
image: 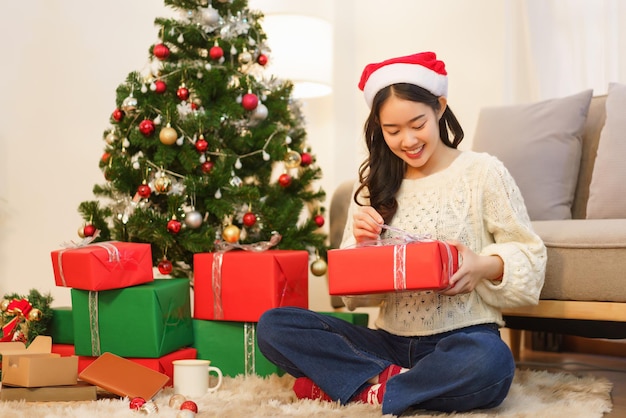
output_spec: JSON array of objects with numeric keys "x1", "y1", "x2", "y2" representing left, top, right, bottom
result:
[
  {"x1": 327, "y1": 234, "x2": 458, "y2": 296},
  {"x1": 193, "y1": 234, "x2": 308, "y2": 322},
  {"x1": 51, "y1": 241, "x2": 154, "y2": 291}
]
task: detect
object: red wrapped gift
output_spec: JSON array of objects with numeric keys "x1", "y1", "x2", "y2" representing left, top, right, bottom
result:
[
  {"x1": 328, "y1": 240, "x2": 458, "y2": 295},
  {"x1": 51, "y1": 344, "x2": 75, "y2": 357},
  {"x1": 77, "y1": 347, "x2": 197, "y2": 386},
  {"x1": 194, "y1": 250, "x2": 308, "y2": 322},
  {"x1": 51, "y1": 241, "x2": 154, "y2": 290}
]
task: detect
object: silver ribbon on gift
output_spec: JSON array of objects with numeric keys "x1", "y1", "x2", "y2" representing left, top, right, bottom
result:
[
  {"x1": 244, "y1": 322, "x2": 256, "y2": 376},
  {"x1": 355, "y1": 225, "x2": 454, "y2": 291},
  {"x1": 57, "y1": 231, "x2": 121, "y2": 287},
  {"x1": 88, "y1": 291, "x2": 102, "y2": 356},
  {"x1": 211, "y1": 232, "x2": 282, "y2": 320}
]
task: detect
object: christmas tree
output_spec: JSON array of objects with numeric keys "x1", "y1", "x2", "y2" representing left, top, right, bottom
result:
[{"x1": 77, "y1": 0, "x2": 328, "y2": 280}]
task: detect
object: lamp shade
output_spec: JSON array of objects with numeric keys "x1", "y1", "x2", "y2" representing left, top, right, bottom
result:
[{"x1": 262, "y1": 14, "x2": 333, "y2": 98}]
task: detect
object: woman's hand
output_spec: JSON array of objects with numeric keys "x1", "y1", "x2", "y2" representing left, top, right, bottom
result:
[
  {"x1": 438, "y1": 240, "x2": 504, "y2": 296},
  {"x1": 352, "y1": 206, "x2": 384, "y2": 244}
]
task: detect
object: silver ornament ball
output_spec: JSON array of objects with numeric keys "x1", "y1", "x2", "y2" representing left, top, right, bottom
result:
[{"x1": 185, "y1": 210, "x2": 203, "y2": 229}]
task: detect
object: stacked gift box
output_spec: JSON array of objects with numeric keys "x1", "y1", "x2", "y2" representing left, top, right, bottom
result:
[
  {"x1": 45, "y1": 241, "x2": 197, "y2": 392},
  {"x1": 191, "y1": 249, "x2": 370, "y2": 377},
  {"x1": 35, "y1": 241, "x2": 373, "y2": 401}
]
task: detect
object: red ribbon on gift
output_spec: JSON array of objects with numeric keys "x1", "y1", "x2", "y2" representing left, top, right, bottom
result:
[
  {"x1": 210, "y1": 232, "x2": 282, "y2": 320},
  {"x1": 1, "y1": 298, "x2": 33, "y2": 342}
]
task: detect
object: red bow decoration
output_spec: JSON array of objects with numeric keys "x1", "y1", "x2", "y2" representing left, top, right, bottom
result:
[{"x1": 0, "y1": 298, "x2": 40, "y2": 342}]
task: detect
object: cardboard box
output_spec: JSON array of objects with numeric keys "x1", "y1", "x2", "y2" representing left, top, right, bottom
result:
[
  {"x1": 49, "y1": 306, "x2": 74, "y2": 344},
  {"x1": 78, "y1": 352, "x2": 169, "y2": 400},
  {"x1": 78, "y1": 347, "x2": 197, "y2": 386},
  {"x1": 0, "y1": 381, "x2": 97, "y2": 402},
  {"x1": 51, "y1": 241, "x2": 154, "y2": 290},
  {"x1": 192, "y1": 319, "x2": 283, "y2": 377},
  {"x1": 194, "y1": 250, "x2": 308, "y2": 322},
  {"x1": 0, "y1": 336, "x2": 78, "y2": 387},
  {"x1": 71, "y1": 278, "x2": 194, "y2": 358},
  {"x1": 328, "y1": 241, "x2": 458, "y2": 295}
]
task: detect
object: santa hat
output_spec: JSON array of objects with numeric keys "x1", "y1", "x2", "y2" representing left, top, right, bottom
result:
[{"x1": 358, "y1": 52, "x2": 448, "y2": 108}]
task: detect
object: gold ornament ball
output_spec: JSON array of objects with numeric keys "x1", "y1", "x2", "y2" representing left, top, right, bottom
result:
[
  {"x1": 222, "y1": 224, "x2": 241, "y2": 243},
  {"x1": 284, "y1": 150, "x2": 302, "y2": 169},
  {"x1": 105, "y1": 132, "x2": 118, "y2": 144},
  {"x1": 159, "y1": 125, "x2": 178, "y2": 145},
  {"x1": 154, "y1": 175, "x2": 172, "y2": 194},
  {"x1": 77, "y1": 225, "x2": 86, "y2": 238},
  {"x1": 0, "y1": 299, "x2": 9, "y2": 312},
  {"x1": 238, "y1": 50, "x2": 252, "y2": 64},
  {"x1": 311, "y1": 258, "x2": 328, "y2": 276},
  {"x1": 28, "y1": 308, "x2": 42, "y2": 322},
  {"x1": 140, "y1": 401, "x2": 159, "y2": 414}
]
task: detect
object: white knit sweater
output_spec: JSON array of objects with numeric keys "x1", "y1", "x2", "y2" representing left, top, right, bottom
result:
[{"x1": 340, "y1": 151, "x2": 547, "y2": 336}]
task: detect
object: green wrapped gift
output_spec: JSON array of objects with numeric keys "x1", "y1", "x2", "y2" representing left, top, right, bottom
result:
[
  {"x1": 72, "y1": 278, "x2": 193, "y2": 358},
  {"x1": 49, "y1": 306, "x2": 74, "y2": 344},
  {"x1": 192, "y1": 319, "x2": 284, "y2": 378},
  {"x1": 319, "y1": 311, "x2": 369, "y2": 327}
]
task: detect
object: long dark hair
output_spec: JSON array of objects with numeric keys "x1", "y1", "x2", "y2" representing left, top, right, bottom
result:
[{"x1": 355, "y1": 83, "x2": 464, "y2": 224}]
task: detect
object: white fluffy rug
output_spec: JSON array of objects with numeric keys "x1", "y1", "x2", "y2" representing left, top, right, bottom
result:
[{"x1": 0, "y1": 369, "x2": 613, "y2": 417}]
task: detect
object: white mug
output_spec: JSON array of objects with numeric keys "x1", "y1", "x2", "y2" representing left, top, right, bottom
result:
[{"x1": 172, "y1": 359, "x2": 223, "y2": 397}]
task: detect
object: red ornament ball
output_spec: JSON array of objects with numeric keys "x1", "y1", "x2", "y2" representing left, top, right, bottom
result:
[
  {"x1": 300, "y1": 152, "x2": 313, "y2": 167},
  {"x1": 137, "y1": 183, "x2": 151, "y2": 198},
  {"x1": 154, "y1": 80, "x2": 167, "y2": 94},
  {"x1": 209, "y1": 45, "x2": 224, "y2": 60},
  {"x1": 243, "y1": 212, "x2": 257, "y2": 227},
  {"x1": 167, "y1": 219, "x2": 182, "y2": 234},
  {"x1": 241, "y1": 93, "x2": 259, "y2": 111},
  {"x1": 111, "y1": 108, "x2": 124, "y2": 122},
  {"x1": 83, "y1": 224, "x2": 97, "y2": 237},
  {"x1": 177, "y1": 86, "x2": 190, "y2": 101},
  {"x1": 314, "y1": 215, "x2": 325, "y2": 227},
  {"x1": 195, "y1": 138, "x2": 208, "y2": 153},
  {"x1": 139, "y1": 119, "x2": 155, "y2": 136},
  {"x1": 158, "y1": 259, "x2": 173, "y2": 275},
  {"x1": 129, "y1": 397, "x2": 146, "y2": 410},
  {"x1": 278, "y1": 173, "x2": 292, "y2": 187},
  {"x1": 180, "y1": 400, "x2": 198, "y2": 413},
  {"x1": 257, "y1": 54, "x2": 268, "y2": 66},
  {"x1": 101, "y1": 152, "x2": 110, "y2": 163},
  {"x1": 201, "y1": 161, "x2": 214, "y2": 173},
  {"x1": 153, "y1": 43, "x2": 170, "y2": 60}
]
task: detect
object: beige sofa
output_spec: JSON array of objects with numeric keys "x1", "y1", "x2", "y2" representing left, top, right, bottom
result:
[{"x1": 328, "y1": 90, "x2": 626, "y2": 359}]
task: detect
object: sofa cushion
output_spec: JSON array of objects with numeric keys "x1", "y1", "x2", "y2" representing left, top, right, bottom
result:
[
  {"x1": 472, "y1": 90, "x2": 593, "y2": 221},
  {"x1": 532, "y1": 219, "x2": 626, "y2": 302},
  {"x1": 586, "y1": 83, "x2": 626, "y2": 219}
]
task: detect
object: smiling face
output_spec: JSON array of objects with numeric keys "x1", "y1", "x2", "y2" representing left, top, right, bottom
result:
[{"x1": 378, "y1": 94, "x2": 451, "y2": 179}]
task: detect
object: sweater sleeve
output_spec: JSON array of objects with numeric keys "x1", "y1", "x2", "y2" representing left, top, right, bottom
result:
[{"x1": 474, "y1": 157, "x2": 547, "y2": 308}]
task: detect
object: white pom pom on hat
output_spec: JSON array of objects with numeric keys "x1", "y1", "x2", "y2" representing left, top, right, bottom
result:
[{"x1": 358, "y1": 51, "x2": 448, "y2": 108}]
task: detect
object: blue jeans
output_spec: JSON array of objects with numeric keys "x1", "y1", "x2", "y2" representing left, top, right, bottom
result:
[{"x1": 257, "y1": 307, "x2": 515, "y2": 416}]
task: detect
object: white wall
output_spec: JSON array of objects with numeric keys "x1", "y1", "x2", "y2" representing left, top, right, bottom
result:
[{"x1": 0, "y1": 1, "x2": 513, "y2": 311}]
